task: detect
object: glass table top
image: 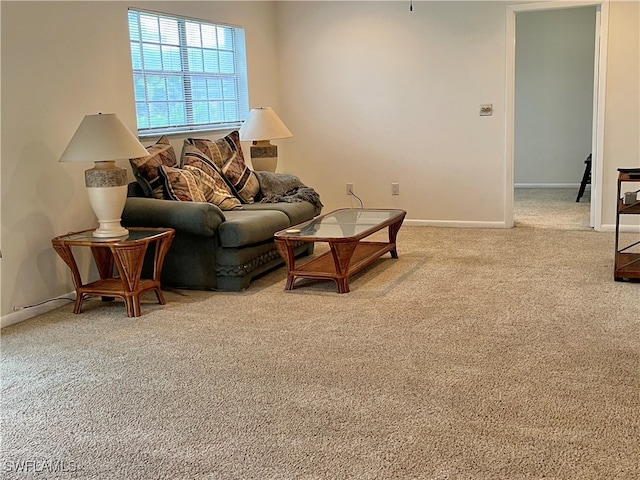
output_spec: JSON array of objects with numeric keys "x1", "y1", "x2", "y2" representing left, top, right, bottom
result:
[
  {"x1": 54, "y1": 228, "x2": 172, "y2": 244},
  {"x1": 275, "y1": 209, "x2": 405, "y2": 240}
]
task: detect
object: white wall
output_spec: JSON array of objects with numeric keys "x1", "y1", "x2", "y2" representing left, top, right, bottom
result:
[
  {"x1": 275, "y1": 1, "x2": 508, "y2": 223},
  {"x1": 273, "y1": 0, "x2": 637, "y2": 226},
  {"x1": 1, "y1": 1, "x2": 638, "y2": 322},
  {"x1": 602, "y1": 0, "x2": 640, "y2": 226},
  {"x1": 514, "y1": 6, "x2": 596, "y2": 186}
]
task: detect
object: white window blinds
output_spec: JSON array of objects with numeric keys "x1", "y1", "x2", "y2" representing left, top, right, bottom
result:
[{"x1": 128, "y1": 9, "x2": 249, "y2": 136}]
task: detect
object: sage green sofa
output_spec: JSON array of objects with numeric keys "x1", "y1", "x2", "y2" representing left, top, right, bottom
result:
[{"x1": 122, "y1": 182, "x2": 321, "y2": 291}]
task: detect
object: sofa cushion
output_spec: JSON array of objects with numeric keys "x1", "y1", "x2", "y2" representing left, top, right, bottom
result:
[
  {"x1": 184, "y1": 131, "x2": 260, "y2": 204},
  {"x1": 243, "y1": 202, "x2": 319, "y2": 226},
  {"x1": 123, "y1": 197, "x2": 225, "y2": 237},
  {"x1": 130, "y1": 135, "x2": 178, "y2": 199},
  {"x1": 217, "y1": 210, "x2": 290, "y2": 248}
]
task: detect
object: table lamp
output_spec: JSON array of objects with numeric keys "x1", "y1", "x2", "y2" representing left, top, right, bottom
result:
[
  {"x1": 59, "y1": 113, "x2": 149, "y2": 238},
  {"x1": 239, "y1": 107, "x2": 292, "y2": 172}
]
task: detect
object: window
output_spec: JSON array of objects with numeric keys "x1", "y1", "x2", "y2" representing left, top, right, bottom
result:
[{"x1": 128, "y1": 9, "x2": 249, "y2": 136}]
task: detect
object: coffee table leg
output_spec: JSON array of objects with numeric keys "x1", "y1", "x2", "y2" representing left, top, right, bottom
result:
[
  {"x1": 275, "y1": 239, "x2": 297, "y2": 290},
  {"x1": 388, "y1": 219, "x2": 403, "y2": 259},
  {"x1": 72, "y1": 295, "x2": 85, "y2": 315},
  {"x1": 330, "y1": 241, "x2": 358, "y2": 293}
]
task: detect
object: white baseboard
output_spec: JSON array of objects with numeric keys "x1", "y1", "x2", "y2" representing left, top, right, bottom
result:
[
  {"x1": 1, "y1": 292, "x2": 76, "y2": 329},
  {"x1": 515, "y1": 183, "x2": 582, "y2": 188},
  {"x1": 600, "y1": 223, "x2": 640, "y2": 233},
  {"x1": 404, "y1": 219, "x2": 508, "y2": 228}
]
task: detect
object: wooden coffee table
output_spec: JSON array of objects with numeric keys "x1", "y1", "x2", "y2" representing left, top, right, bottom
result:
[
  {"x1": 52, "y1": 228, "x2": 175, "y2": 317},
  {"x1": 274, "y1": 208, "x2": 406, "y2": 293}
]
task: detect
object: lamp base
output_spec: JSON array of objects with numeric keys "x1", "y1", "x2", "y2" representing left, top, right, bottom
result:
[
  {"x1": 250, "y1": 141, "x2": 278, "y2": 172},
  {"x1": 93, "y1": 223, "x2": 129, "y2": 239},
  {"x1": 85, "y1": 161, "x2": 129, "y2": 238},
  {"x1": 86, "y1": 185, "x2": 129, "y2": 238}
]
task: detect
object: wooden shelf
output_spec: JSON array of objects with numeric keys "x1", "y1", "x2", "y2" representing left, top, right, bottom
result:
[
  {"x1": 614, "y1": 171, "x2": 640, "y2": 282},
  {"x1": 294, "y1": 242, "x2": 393, "y2": 278},
  {"x1": 614, "y1": 253, "x2": 640, "y2": 280},
  {"x1": 617, "y1": 200, "x2": 640, "y2": 215}
]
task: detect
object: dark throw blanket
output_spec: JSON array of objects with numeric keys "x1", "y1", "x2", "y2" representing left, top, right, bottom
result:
[{"x1": 254, "y1": 171, "x2": 323, "y2": 211}]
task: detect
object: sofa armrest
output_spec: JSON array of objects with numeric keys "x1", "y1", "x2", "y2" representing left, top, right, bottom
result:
[{"x1": 123, "y1": 197, "x2": 225, "y2": 237}]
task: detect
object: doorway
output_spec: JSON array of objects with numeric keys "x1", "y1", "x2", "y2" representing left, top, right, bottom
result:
[{"x1": 505, "y1": 1, "x2": 609, "y2": 230}]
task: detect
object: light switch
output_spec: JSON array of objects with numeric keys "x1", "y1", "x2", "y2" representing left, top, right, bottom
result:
[{"x1": 480, "y1": 104, "x2": 493, "y2": 116}]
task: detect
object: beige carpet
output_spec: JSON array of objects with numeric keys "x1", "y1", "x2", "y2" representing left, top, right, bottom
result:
[
  {"x1": 515, "y1": 188, "x2": 591, "y2": 230},
  {"x1": 2, "y1": 224, "x2": 639, "y2": 479}
]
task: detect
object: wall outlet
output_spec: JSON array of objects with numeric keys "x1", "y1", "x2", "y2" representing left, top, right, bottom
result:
[
  {"x1": 346, "y1": 183, "x2": 354, "y2": 195},
  {"x1": 392, "y1": 183, "x2": 400, "y2": 195}
]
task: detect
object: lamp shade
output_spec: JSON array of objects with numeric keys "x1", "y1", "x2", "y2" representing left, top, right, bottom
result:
[
  {"x1": 59, "y1": 113, "x2": 148, "y2": 163},
  {"x1": 239, "y1": 107, "x2": 293, "y2": 142}
]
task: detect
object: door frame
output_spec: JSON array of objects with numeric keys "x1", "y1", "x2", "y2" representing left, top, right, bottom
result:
[{"x1": 505, "y1": 0, "x2": 609, "y2": 230}]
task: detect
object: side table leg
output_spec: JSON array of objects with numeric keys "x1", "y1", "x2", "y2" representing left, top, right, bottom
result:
[
  {"x1": 52, "y1": 243, "x2": 86, "y2": 314},
  {"x1": 152, "y1": 234, "x2": 174, "y2": 283},
  {"x1": 112, "y1": 244, "x2": 147, "y2": 292},
  {"x1": 154, "y1": 288, "x2": 167, "y2": 305},
  {"x1": 91, "y1": 246, "x2": 115, "y2": 279},
  {"x1": 111, "y1": 243, "x2": 148, "y2": 318},
  {"x1": 126, "y1": 297, "x2": 142, "y2": 318}
]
